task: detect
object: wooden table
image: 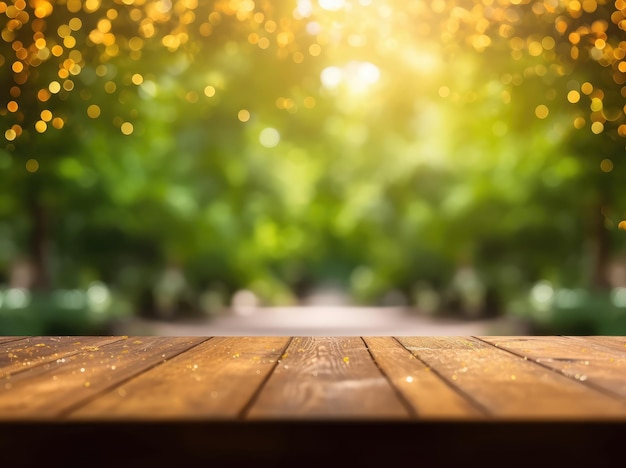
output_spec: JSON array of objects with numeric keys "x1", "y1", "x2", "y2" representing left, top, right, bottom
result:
[{"x1": 1, "y1": 335, "x2": 626, "y2": 465}]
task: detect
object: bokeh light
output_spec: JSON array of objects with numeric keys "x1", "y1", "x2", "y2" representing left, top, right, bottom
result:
[{"x1": 0, "y1": 0, "x2": 625, "y2": 336}]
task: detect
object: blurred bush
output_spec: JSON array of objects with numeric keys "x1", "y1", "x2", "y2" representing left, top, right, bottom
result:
[
  {"x1": 0, "y1": 284, "x2": 132, "y2": 335},
  {"x1": 510, "y1": 283, "x2": 626, "y2": 335}
]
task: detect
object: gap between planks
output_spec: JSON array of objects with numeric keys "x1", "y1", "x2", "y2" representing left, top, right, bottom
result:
[
  {"x1": 473, "y1": 336, "x2": 626, "y2": 402},
  {"x1": 58, "y1": 336, "x2": 214, "y2": 419},
  {"x1": 69, "y1": 337, "x2": 292, "y2": 420},
  {"x1": 0, "y1": 336, "x2": 210, "y2": 419},
  {"x1": 367, "y1": 337, "x2": 486, "y2": 418},
  {"x1": 361, "y1": 337, "x2": 419, "y2": 419},
  {"x1": 397, "y1": 336, "x2": 626, "y2": 418},
  {"x1": 237, "y1": 337, "x2": 294, "y2": 419}
]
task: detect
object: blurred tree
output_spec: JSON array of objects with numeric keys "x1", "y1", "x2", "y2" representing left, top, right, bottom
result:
[{"x1": 1, "y1": 0, "x2": 625, "y2": 317}]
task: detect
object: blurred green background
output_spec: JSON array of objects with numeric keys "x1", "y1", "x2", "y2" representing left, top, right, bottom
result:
[{"x1": 1, "y1": 0, "x2": 626, "y2": 335}]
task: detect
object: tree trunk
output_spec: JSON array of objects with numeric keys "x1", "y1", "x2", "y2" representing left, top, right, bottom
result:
[
  {"x1": 590, "y1": 201, "x2": 611, "y2": 291},
  {"x1": 28, "y1": 194, "x2": 50, "y2": 291}
]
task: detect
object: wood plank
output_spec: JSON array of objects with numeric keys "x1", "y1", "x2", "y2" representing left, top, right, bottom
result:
[
  {"x1": 566, "y1": 336, "x2": 626, "y2": 355},
  {"x1": 363, "y1": 336, "x2": 483, "y2": 419},
  {"x1": 0, "y1": 337, "x2": 27, "y2": 345},
  {"x1": 0, "y1": 336, "x2": 125, "y2": 378},
  {"x1": 397, "y1": 336, "x2": 626, "y2": 419},
  {"x1": 477, "y1": 335, "x2": 626, "y2": 400},
  {"x1": 247, "y1": 336, "x2": 409, "y2": 419},
  {"x1": 0, "y1": 336, "x2": 206, "y2": 419},
  {"x1": 70, "y1": 337, "x2": 290, "y2": 419}
]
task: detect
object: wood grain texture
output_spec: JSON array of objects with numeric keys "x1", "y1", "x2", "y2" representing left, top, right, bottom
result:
[
  {"x1": 0, "y1": 336, "x2": 206, "y2": 419},
  {"x1": 363, "y1": 336, "x2": 482, "y2": 419},
  {"x1": 0, "y1": 336, "x2": 125, "y2": 378},
  {"x1": 70, "y1": 336, "x2": 290, "y2": 419},
  {"x1": 2, "y1": 336, "x2": 626, "y2": 421},
  {"x1": 0, "y1": 337, "x2": 26, "y2": 345},
  {"x1": 247, "y1": 336, "x2": 409, "y2": 419},
  {"x1": 477, "y1": 335, "x2": 626, "y2": 399},
  {"x1": 566, "y1": 336, "x2": 626, "y2": 355},
  {"x1": 397, "y1": 336, "x2": 626, "y2": 419}
]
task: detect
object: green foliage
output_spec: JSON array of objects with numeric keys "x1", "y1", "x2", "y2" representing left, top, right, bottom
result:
[
  {"x1": 516, "y1": 288, "x2": 626, "y2": 335},
  {"x1": 1, "y1": 1, "x2": 625, "y2": 329},
  {"x1": 0, "y1": 286, "x2": 131, "y2": 334}
]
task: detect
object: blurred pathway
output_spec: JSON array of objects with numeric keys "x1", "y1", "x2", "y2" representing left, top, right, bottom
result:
[{"x1": 114, "y1": 306, "x2": 529, "y2": 336}]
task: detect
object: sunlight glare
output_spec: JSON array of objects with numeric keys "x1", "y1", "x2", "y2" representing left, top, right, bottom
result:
[
  {"x1": 320, "y1": 61, "x2": 380, "y2": 93},
  {"x1": 405, "y1": 49, "x2": 441, "y2": 74},
  {"x1": 295, "y1": 0, "x2": 313, "y2": 18},
  {"x1": 351, "y1": 61, "x2": 380, "y2": 87},
  {"x1": 320, "y1": 66, "x2": 343, "y2": 89},
  {"x1": 318, "y1": 0, "x2": 346, "y2": 11}
]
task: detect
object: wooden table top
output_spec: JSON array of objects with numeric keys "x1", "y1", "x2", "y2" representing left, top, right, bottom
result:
[
  {"x1": 2, "y1": 335, "x2": 626, "y2": 466},
  {"x1": 1, "y1": 335, "x2": 626, "y2": 420}
]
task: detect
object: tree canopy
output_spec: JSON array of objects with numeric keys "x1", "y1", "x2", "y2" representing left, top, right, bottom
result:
[{"x1": 1, "y1": 0, "x2": 625, "y2": 314}]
